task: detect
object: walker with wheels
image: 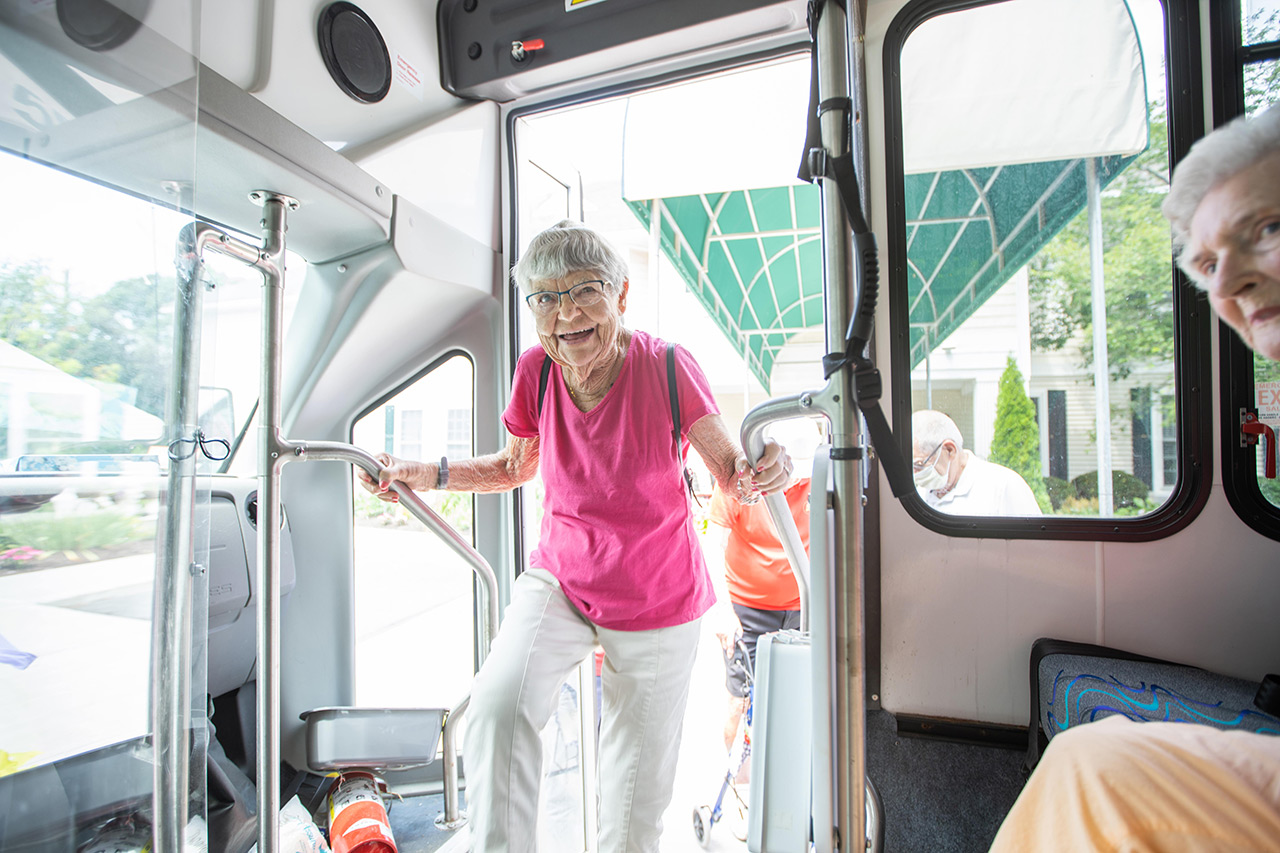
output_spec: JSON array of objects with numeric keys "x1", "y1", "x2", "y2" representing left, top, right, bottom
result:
[{"x1": 692, "y1": 639, "x2": 754, "y2": 847}]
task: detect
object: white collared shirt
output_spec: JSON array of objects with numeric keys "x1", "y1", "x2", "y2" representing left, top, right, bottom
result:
[{"x1": 923, "y1": 451, "x2": 1043, "y2": 516}]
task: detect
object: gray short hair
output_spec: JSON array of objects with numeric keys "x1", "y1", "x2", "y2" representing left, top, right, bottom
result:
[
  {"x1": 912, "y1": 409, "x2": 963, "y2": 453},
  {"x1": 1163, "y1": 102, "x2": 1280, "y2": 285},
  {"x1": 511, "y1": 220, "x2": 629, "y2": 293}
]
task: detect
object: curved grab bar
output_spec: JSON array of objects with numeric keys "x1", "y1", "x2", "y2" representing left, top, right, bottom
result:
[
  {"x1": 293, "y1": 440, "x2": 499, "y2": 653},
  {"x1": 293, "y1": 439, "x2": 498, "y2": 827},
  {"x1": 740, "y1": 395, "x2": 816, "y2": 632}
]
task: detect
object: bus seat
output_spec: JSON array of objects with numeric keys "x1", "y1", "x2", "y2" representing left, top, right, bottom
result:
[{"x1": 1025, "y1": 637, "x2": 1280, "y2": 771}]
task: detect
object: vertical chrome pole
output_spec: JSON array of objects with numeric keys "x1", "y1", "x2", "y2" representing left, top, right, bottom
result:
[
  {"x1": 253, "y1": 191, "x2": 298, "y2": 853},
  {"x1": 814, "y1": 2, "x2": 868, "y2": 848},
  {"x1": 150, "y1": 226, "x2": 207, "y2": 853}
]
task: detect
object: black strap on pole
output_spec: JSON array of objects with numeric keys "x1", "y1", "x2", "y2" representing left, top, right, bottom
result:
[{"x1": 798, "y1": 0, "x2": 913, "y2": 498}]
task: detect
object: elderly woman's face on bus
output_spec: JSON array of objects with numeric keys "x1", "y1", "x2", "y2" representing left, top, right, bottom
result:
[
  {"x1": 1185, "y1": 150, "x2": 1280, "y2": 361},
  {"x1": 527, "y1": 272, "x2": 630, "y2": 371}
]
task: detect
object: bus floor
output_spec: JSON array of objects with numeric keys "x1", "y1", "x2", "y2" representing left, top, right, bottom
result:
[
  {"x1": 865, "y1": 708, "x2": 1027, "y2": 852},
  {"x1": 383, "y1": 624, "x2": 1028, "y2": 853}
]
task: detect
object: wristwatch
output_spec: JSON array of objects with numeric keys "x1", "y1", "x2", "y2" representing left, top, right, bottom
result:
[{"x1": 437, "y1": 456, "x2": 449, "y2": 489}]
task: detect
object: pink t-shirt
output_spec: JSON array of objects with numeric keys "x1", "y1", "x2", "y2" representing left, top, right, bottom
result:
[{"x1": 502, "y1": 329, "x2": 719, "y2": 630}]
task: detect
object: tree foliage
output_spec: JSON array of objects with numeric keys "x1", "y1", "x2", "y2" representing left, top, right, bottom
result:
[
  {"x1": 1027, "y1": 99, "x2": 1174, "y2": 380},
  {"x1": 989, "y1": 356, "x2": 1052, "y2": 512},
  {"x1": 1245, "y1": 10, "x2": 1280, "y2": 114},
  {"x1": 1029, "y1": 13, "x2": 1279, "y2": 384},
  {"x1": 0, "y1": 262, "x2": 173, "y2": 417}
]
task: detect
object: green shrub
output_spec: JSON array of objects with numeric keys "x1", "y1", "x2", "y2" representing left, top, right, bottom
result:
[
  {"x1": 989, "y1": 356, "x2": 1052, "y2": 512},
  {"x1": 1116, "y1": 497, "x2": 1159, "y2": 517},
  {"x1": 1071, "y1": 469, "x2": 1150, "y2": 508},
  {"x1": 353, "y1": 486, "x2": 473, "y2": 537},
  {"x1": 1261, "y1": 476, "x2": 1280, "y2": 509},
  {"x1": 1042, "y1": 476, "x2": 1072, "y2": 510},
  {"x1": 0, "y1": 508, "x2": 151, "y2": 558},
  {"x1": 1056, "y1": 495, "x2": 1099, "y2": 515}
]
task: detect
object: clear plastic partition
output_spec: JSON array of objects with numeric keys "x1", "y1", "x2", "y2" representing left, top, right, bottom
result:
[{"x1": 0, "y1": 2, "x2": 207, "y2": 850}]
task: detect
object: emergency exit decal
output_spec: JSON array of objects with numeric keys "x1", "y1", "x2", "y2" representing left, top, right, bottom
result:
[
  {"x1": 1258, "y1": 381, "x2": 1280, "y2": 423},
  {"x1": 1255, "y1": 381, "x2": 1280, "y2": 479},
  {"x1": 566, "y1": 0, "x2": 609, "y2": 9}
]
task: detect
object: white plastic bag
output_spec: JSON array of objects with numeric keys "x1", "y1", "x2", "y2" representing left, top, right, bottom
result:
[{"x1": 247, "y1": 795, "x2": 331, "y2": 853}]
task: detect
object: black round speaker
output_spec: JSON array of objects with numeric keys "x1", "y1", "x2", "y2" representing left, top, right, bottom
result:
[
  {"x1": 56, "y1": 0, "x2": 150, "y2": 52},
  {"x1": 317, "y1": 2, "x2": 391, "y2": 104}
]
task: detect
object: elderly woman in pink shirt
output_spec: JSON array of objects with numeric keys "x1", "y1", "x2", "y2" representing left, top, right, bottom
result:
[{"x1": 359, "y1": 220, "x2": 790, "y2": 853}]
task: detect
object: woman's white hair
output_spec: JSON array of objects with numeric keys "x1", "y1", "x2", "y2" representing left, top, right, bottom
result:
[
  {"x1": 1163, "y1": 102, "x2": 1280, "y2": 285},
  {"x1": 511, "y1": 220, "x2": 629, "y2": 293},
  {"x1": 911, "y1": 409, "x2": 964, "y2": 453}
]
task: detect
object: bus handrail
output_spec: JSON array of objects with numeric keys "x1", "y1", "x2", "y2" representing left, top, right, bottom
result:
[
  {"x1": 293, "y1": 439, "x2": 497, "y2": 829},
  {"x1": 292, "y1": 439, "x2": 499, "y2": 652},
  {"x1": 740, "y1": 395, "x2": 815, "y2": 632}
]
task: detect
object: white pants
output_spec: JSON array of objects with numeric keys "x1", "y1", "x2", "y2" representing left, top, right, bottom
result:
[{"x1": 463, "y1": 568, "x2": 701, "y2": 853}]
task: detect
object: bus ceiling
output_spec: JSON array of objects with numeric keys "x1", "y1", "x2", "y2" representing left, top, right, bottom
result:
[{"x1": 0, "y1": 0, "x2": 814, "y2": 256}]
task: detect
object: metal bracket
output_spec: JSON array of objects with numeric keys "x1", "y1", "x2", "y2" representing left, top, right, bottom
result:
[
  {"x1": 1240, "y1": 408, "x2": 1276, "y2": 479},
  {"x1": 249, "y1": 190, "x2": 300, "y2": 210}
]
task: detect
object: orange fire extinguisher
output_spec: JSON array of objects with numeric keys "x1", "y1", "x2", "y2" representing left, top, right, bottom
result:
[{"x1": 328, "y1": 771, "x2": 398, "y2": 853}]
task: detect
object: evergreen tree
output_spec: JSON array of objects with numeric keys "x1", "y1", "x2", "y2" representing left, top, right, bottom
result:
[{"x1": 989, "y1": 356, "x2": 1051, "y2": 512}]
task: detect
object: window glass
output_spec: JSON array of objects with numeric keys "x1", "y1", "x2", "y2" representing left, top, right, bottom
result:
[
  {"x1": 900, "y1": 0, "x2": 1172, "y2": 518},
  {"x1": 1245, "y1": 61, "x2": 1280, "y2": 114},
  {"x1": 1243, "y1": 62, "x2": 1278, "y2": 508},
  {"x1": 351, "y1": 354, "x2": 476, "y2": 709},
  {"x1": 1242, "y1": 1, "x2": 1280, "y2": 46},
  {"x1": 1255, "y1": 352, "x2": 1280, "y2": 509},
  {"x1": 205, "y1": 249, "x2": 305, "y2": 477},
  {"x1": 0, "y1": 151, "x2": 181, "y2": 776}
]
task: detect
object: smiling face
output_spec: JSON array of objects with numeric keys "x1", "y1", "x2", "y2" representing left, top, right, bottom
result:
[
  {"x1": 1185, "y1": 151, "x2": 1280, "y2": 361},
  {"x1": 529, "y1": 273, "x2": 629, "y2": 373}
]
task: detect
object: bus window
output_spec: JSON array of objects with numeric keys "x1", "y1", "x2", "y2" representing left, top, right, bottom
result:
[
  {"x1": 1247, "y1": 53, "x2": 1279, "y2": 512},
  {"x1": 1212, "y1": 4, "x2": 1280, "y2": 531},
  {"x1": 203, "y1": 248, "x2": 304, "y2": 478},
  {"x1": 891, "y1": 0, "x2": 1189, "y2": 523},
  {"x1": 0, "y1": 150, "x2": 184, "y2": 778},
  {"x1": 1243, "y1": 2, "x2": 1280, "y2": 46},
  {"x1": 350, "y1": 353, "x2": 476, "y2": 709}
]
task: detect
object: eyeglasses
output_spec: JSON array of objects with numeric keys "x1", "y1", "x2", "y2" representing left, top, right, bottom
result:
[
  {"x1": 912, "y1": 442, "x2": 945, "y2": 473},
  {"x1": 525, "y1": 279, "x2": 610, "y2": 316}
]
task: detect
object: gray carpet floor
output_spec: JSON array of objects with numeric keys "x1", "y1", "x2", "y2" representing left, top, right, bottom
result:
[{"x1": 865, "y1": 710, "x2": 1028, "y2": 853}]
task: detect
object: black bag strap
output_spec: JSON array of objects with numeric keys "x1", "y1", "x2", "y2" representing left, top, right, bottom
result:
[
  {"x1": 537, "y1": 352, "x2": 553, "y2": 417},
  {"x1": 666, "y1": 343, "x2": 682, "y2": 461},
  {"x1": 667, "y1": 343, "x2": 701, "y2": 504}
]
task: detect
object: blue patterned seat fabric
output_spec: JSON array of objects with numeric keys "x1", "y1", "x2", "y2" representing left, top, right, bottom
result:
[{"x1": 1039, "y1": 653, "x2": 1280, "y2": 739}]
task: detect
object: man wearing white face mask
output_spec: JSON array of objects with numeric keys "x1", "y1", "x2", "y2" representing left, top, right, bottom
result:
[{"x1": 911, "y1": 410, "x2": 1041, "y2": 516}]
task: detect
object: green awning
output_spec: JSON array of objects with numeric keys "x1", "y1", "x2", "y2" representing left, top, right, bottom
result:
[
  {"x1": 626, "y1": 152, "x2": 1137, "y2": 391},
  {"x1": 620, "y1": 2, "x2": 1150, "y2": 392},
  {"x1": 625, "y1": 186, "x2": 823, "y2": 391},
  {"x1": 903, "y1": 153, "x2": 1136, "y2": 368}
]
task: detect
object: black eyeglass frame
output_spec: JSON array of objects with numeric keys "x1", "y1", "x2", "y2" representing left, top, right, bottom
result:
[
  {"x1": 911, "y1": 441, "x2": 947, "y2": 473},
  {"x1": 523, "y1": 279, "x2": 611, "y2": 314}
]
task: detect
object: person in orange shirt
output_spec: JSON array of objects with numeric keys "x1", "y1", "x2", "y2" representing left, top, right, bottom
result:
[{"x1": 707, "y1": 420, "x2": 818, "y2": 753}]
